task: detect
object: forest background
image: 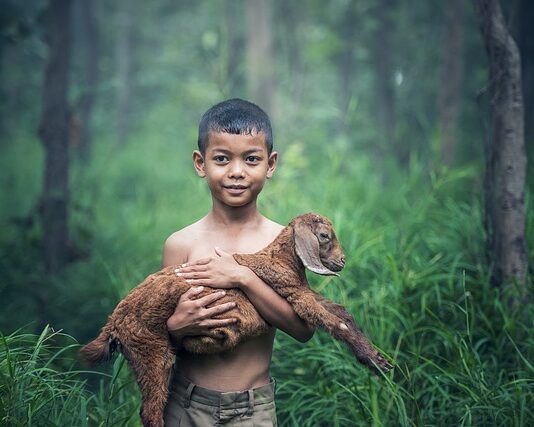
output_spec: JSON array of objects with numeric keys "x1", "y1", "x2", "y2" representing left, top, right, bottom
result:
[{"x1": 1, "y1": 0, "x2": 533, "y2": 426}]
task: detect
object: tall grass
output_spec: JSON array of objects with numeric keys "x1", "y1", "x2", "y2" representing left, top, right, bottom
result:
[
  {"x1": 1, "y1": 123, "x2": 532, "y2": 425},
  {"x1": 0, "y1": 327, "x2": 140, "y2": 426},
  {"x1": 267, "y1": 160, "x2": 533, "y2": 426}
]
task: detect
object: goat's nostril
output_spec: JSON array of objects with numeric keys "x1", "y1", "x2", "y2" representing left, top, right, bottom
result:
[{"x1": 340, "y1": 257, "x2": 345, "y2": 265}]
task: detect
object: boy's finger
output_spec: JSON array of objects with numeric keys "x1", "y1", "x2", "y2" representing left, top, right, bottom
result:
[
  {"x1": 184, "y1": 278, "x2": 213, "y2": 286},
  {"x1": 181, "y1": 286, "x2": 204, "y2": 300},
  {"x1": 214, "y1": 246, "x2": 231, "y2": 257},
  {"x1": 181, "y1": 271, "x2": 210, "y2": 280},
  {"x1": 203, "y1": 318, "x2": 238, "y2": 328},
  {"x1": 196, "y1": 290, "x2": 227, "y2": 307},
  {"x1": 203, "y1": 301, "x2": 237, "y2": 317},
  {"x1": 177, "y1": 265, "x2": 209, "y2": 273},
  {"x1": 176, "y1": 265, "x2": 208, "y2": 275},
  {"x1": 185, "y1": 257, "x2": 212, "y2": 267}
]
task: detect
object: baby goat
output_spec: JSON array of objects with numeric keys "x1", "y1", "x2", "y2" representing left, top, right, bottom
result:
[{"x1": 81, "y1": 213, "x2": 392, "y2": 427}]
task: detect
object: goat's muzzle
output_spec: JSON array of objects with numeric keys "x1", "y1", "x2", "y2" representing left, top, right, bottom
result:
[{"x1": 323, "y1": 258, "x2": 345, "y2": 272}]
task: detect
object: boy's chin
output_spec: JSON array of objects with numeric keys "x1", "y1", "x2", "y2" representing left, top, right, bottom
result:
[
  {"x1": 214, "y1": 195, "x2": 255, "y2": 208},
  {"x1": 225, "y1": 199, "x2": 255, "y2": 208}
]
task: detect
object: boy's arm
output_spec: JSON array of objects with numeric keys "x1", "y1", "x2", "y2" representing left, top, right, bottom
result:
[
  {"x1": 239, "y1": 268, "x2": 315, "y2": 342},
  {"x1": 162, "y1": 235, "x2": 237, "y2": 345},
  {"x1": 175, "y1": 247, "x2": 315, "y2": 343}
]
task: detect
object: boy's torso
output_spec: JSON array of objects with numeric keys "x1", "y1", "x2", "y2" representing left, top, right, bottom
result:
[{"x1": 169, "y1": 215, "x2": 284, "y2": 392}]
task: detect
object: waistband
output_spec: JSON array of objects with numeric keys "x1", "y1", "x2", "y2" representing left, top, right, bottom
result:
[{"x1": 170, "y1": 373, "x2": 276, "y2": 410}]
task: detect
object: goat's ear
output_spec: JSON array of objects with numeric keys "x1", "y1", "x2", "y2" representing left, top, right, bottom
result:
[{"x1": 294, "y1": 222, "x2": 338, "y2": 276}]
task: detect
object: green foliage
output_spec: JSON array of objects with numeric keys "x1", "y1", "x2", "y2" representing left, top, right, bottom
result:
[
  {"x1": 0, "y1": 326, "x2": 140, "y2": 426},
  {"x1": 1, "y1": 0, "x2": 533, "y2": 425},
  {"x1": 1, "y1": 137, "x2": 533, "y2": 425}
]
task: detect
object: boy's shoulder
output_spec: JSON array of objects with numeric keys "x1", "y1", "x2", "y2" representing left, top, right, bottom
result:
[
  {"x1": 162, "y1": 219, "x2": 206, "y2": 266},
  {"x1": 165, "y1": 220, "x2": 204, "y2": 243},
  {"x1": 242, "y1": 216, "x2": 285, "y2": 251},
  {"x1": 261, "y1": 217, "x2": 285, "y2": 237}
]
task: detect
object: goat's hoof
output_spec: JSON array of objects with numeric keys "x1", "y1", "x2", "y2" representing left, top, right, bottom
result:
[{"x1": 373, "y1": 352, "x2": 394, "y2": 374}]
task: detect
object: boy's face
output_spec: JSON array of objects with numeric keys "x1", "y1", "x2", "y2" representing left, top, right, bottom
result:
[{"x1": 193, "y1": 131, "x2": 277, "y2": 208}]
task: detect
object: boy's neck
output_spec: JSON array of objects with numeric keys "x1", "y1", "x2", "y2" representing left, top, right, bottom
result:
[{"x1": 207, "y1": 199, "x2": 264, "y2": 228}]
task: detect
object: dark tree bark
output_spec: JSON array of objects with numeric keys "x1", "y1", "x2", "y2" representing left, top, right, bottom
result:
[
  {"x1": 0, "y1": 44, "x2": 14, "y2": 136},
  {"x1": 224, "y1": 0, "x2": 245, "y2": 95},
  {"x1": 74, "y1": 0, "x2": 99, "y2": 161},
  {"x1": 370, "y1": 0, "x2": 401, "y2": 165},
  {"x1": 336, "y1": 2, "x2": 358, "y2": 134},
  {"x1": 278, "y1": 0, "x2": 303, "y2": 103},
  {"x1": 516, "y1": 0, "x2": 534, "y2": 154},
  {"x1": 437, "y1": 0, "x2": 465, "y2": 166},
  {"x1": 474, "y1": 0, "x2": 529, "y2": 297},
  {"x1": 245, "y1": 0, "x2": 274, "y2": 116},
  {"x1": 38, "y1": 0, "x2": 72, "y2": 274},
  {"x1": 115, "y1": 0, "x2": 132, "y2": 145}
]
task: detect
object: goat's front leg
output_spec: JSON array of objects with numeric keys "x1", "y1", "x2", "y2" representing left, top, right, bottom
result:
[
  {"x1": 314, "y1": 292, "x2": 393, "y2": 373},
  {"x1": 288, "y1": 291, "x2": 393, "y2": 374}
]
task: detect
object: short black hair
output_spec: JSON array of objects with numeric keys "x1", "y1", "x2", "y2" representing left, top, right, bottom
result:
[{"x1": 197, "y1": 98, "x2": 273, "y2": 154}]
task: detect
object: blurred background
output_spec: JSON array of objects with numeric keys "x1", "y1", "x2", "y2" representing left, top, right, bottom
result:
[{"x1": 0, "y1": 0, "x2": 533, "y2": 425}]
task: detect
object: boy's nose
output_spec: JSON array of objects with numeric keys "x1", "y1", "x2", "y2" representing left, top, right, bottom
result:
[{"x1": 228, "y1": 162, "x2": 245, "y2": 178}]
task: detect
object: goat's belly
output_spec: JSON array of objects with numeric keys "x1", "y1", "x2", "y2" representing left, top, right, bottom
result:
[{"x1": 182, "y1": 289, "x2": 269, "y2": 354}]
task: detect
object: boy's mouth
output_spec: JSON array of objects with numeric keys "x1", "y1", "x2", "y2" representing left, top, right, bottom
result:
[
  {"x1": 223, "y1": 184, "x2": 249, "y2": 195},
  {"x1": 224, "y1": 184, "x2": 248, "y2": 189}
]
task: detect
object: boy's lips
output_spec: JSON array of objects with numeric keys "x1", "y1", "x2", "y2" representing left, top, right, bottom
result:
[
  {"x1": 223, "y1": 184, "x2": 249, "y2": 195},
  {"x1": 223, "y1": 184, "x2": 249, "y2": 189}
]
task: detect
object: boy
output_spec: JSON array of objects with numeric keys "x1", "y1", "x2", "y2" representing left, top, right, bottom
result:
[{"x1": 162, "y1": 99, "x2": 314, "y2": 426}]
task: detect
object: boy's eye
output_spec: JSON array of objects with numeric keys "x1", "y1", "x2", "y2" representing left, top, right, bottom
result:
[
  {"x1": 246, "y1": 156, "x2": 261, "y2": 163},
  {"x1": 213, "y1": 155, "x2": 228, "y2": 162}
]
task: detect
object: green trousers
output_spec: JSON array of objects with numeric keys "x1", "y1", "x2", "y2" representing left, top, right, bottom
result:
[{"x1": 164, "y1": 372, "x2": 277, "y2": 426}]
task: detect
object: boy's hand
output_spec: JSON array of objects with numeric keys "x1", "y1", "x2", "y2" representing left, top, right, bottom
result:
[
  {"x1": 175, "y1": 247, "x2": 253, "y2": 289},
  {"x1": 167, "y1": 286, "x2": 237, "y2": 340}
]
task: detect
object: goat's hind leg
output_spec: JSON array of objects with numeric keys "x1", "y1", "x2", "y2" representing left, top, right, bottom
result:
[
  {"x1": 290, "y1": 291, "x2": 392, "y2": 374},
  {"x1": 123, "y1": 338, "x2": 174, "y2": 427}
]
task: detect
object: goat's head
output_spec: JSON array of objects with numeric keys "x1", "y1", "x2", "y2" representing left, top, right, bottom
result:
[{"x1": 291, "y1": 213, "x2": 345, "y2": 276}]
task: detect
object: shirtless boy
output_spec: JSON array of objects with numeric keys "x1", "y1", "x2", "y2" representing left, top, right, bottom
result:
[{"x1": 162, "y1": 99, "x2": 314, "y2": 426}]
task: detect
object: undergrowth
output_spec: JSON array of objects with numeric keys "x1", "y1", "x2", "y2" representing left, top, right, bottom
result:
[{"x1": 1, "y1": 131, "x2": 533, "y2": 426}]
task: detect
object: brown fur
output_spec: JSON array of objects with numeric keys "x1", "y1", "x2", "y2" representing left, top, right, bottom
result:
[{"x1": 80, "y1": 213, "x2": 393, "y2": 427}]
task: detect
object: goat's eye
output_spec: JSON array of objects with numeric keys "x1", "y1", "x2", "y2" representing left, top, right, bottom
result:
[{"x1": 319, "y1": 232, "x2": 330, "y2": 241}]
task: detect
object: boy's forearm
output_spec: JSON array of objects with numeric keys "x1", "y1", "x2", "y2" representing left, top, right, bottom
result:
[{"x1": 239, "y1": 269, "x2": 315, "y2": 342}]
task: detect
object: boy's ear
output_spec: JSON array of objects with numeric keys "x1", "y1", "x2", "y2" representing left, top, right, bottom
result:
[
  {"x1": 192, "y1": 150, "x2": 206, "y2": 177},
  {"x1": 266, "y1": 151, "x2": 278, "y2": 179}
]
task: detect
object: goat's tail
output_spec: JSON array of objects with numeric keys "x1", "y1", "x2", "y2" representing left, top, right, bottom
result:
[{"x1": 79, "y1": 329, "x2": 117, "y2": 366}]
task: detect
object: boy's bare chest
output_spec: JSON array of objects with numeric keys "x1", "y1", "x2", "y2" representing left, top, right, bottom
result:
[{"x1": 186, "y1": 230, "x2": 277, "y2": 262}]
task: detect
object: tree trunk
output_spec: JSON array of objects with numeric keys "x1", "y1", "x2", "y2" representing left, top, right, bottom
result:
[
  {"x1": 516, "y1": 0, "x2": 534, "y2": 156},
  {"x1": 74, "y1": 0, "x2": 99, "y2": 161},
  {"x1": 474, "y1": 0, "x2": 529, "y2": 298},
  {"x1": 370, "y1": 0, "x2": 400, "y2": 165},
  {"x1": 115, "y1": 0, "x2": 132, "y2": 145},
  {"x1": 279, "y1": 0, "x2": 302, "y2": 103},
  {"x1": 437, "y1": 0, "x2": 465, "y2": 166},
  {"x1": 224, "y1": 0, "x2": 244, "y2": 96},
  {"x1": 336, "y1": 2, "x2": 357, "y2": 134},
  {"x1": 245, "y1": 0, "x2": 274, "y2": 116},
  {"x1": 38, "y1": 0, "x2": 72, "y2": 274}
]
